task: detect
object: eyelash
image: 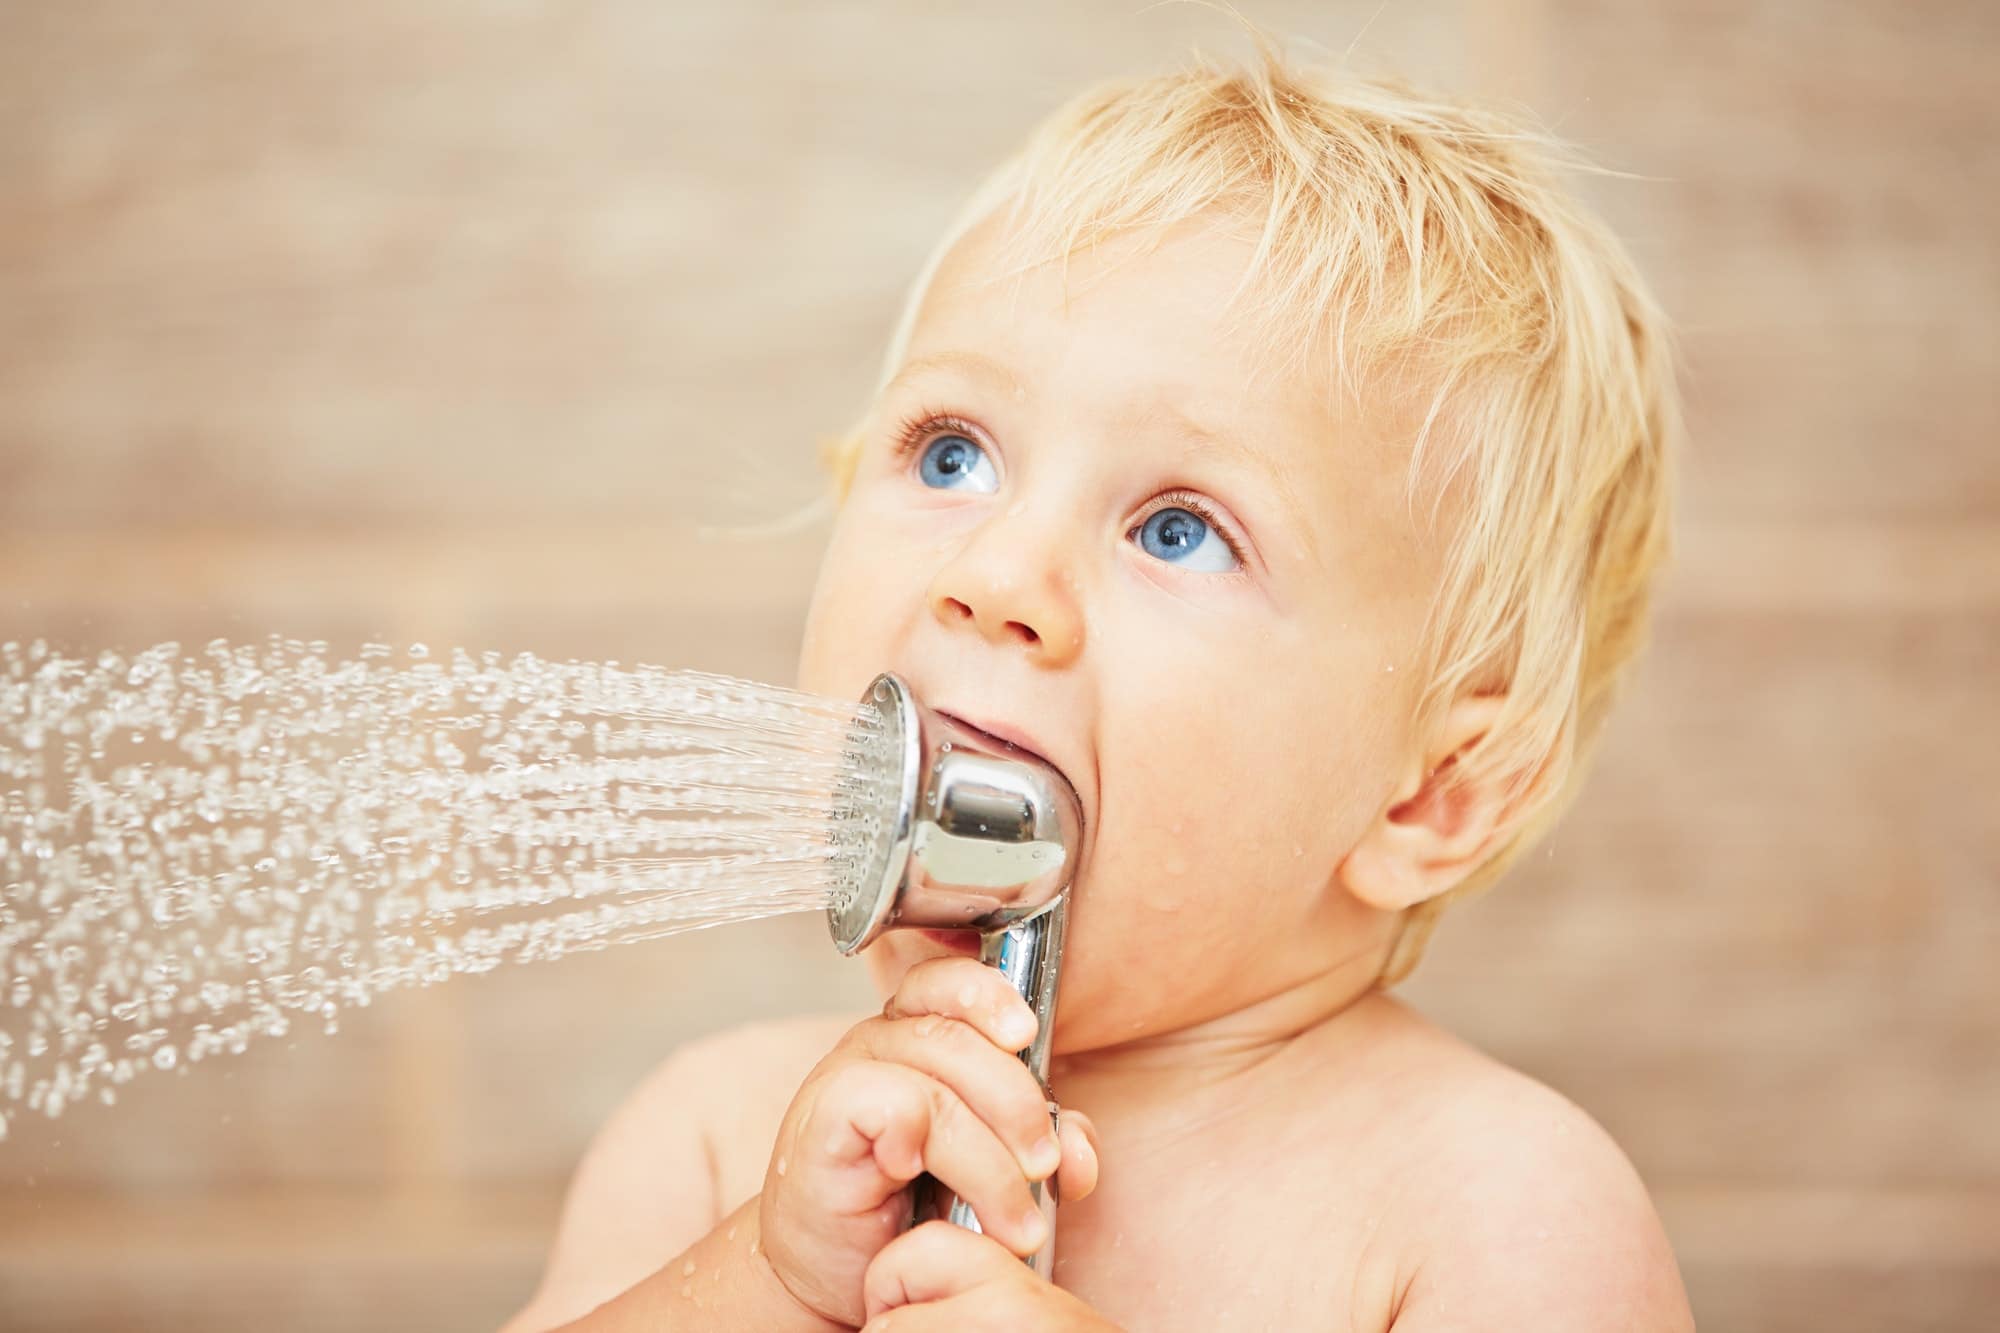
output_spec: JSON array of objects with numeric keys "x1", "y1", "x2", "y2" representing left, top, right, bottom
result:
[{"x1": 889, "y1": 409, "x2": 1251, "y2": 571}]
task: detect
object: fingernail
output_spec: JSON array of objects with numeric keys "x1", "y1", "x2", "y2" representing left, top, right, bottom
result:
[{"x1": 1001, "y1": 1008, "x2": 1038, "y2": 1047}]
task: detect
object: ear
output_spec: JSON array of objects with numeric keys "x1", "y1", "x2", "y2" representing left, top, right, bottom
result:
[{"x1": 1338, "y1": 694, "x2": 1522, "y2": 913}]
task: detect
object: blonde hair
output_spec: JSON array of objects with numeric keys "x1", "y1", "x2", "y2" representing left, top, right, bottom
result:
[{"x1": 817, "y1": 31, "x2": 1679, "y2": 985}]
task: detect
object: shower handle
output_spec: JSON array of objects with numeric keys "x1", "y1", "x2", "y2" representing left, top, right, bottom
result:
[{"x1": 920, "y1": 897, "x2": 1066, "y2": 1278}]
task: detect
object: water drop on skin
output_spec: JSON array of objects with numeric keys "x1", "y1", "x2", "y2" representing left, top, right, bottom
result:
[
  {"x1": 775, "y1": 1156, "x2": 787, "y2": 1176},
  {"x1": 682, "y1": 1259, "x2": 696, "y2": 1277}
]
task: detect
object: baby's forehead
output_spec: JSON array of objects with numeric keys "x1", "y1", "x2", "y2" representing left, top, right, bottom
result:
[
  {"x1": 894, "y1": 213, "x2": 1454, "y2": 534},
  {"x1": 925, "y1": 215, "x2": 1431, "y2": 426}
]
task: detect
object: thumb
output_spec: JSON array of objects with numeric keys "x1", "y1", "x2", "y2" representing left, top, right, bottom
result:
[{"x1": 1055, "y1": 1108, "x2": 1101, "y2": 1204}]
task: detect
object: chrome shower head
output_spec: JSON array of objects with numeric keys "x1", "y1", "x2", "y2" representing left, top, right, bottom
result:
[
  {"x1": 826, "y1": 670, "x2": 1083, "y2": 1279},
  {"x1": 828, "y1": 671, "x2": 1082, "y2": 956}
]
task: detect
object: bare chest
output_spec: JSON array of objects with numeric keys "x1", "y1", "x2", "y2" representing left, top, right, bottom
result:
[{"x1": 1042, "y1": 1132, "x2": 1402, "y2": 1333}]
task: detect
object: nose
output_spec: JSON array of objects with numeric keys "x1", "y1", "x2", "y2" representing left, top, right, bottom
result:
[{"x1": 928, "y1": 504, "x2": 1085, "y2": 666}]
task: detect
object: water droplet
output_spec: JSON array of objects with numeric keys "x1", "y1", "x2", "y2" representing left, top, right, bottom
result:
[{"x1": 0, "y1": 637, "x2": 882, "y2": 1123}]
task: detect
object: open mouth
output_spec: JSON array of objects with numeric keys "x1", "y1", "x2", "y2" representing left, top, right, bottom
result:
[{"x1": 937, "y1": 709, "x2": 1061, "y2": 776}]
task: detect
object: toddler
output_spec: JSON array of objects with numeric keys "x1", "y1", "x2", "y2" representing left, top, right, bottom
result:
[{"x1": 506, "y1": 34, "x2": 1693, "y2": 1332}]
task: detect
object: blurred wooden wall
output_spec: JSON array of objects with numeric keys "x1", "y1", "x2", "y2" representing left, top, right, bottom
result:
[{"x1": 1, "y1": 3, "x2": 1994, "y2": 1329}]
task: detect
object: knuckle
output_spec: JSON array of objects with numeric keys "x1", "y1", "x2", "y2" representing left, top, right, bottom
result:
[
  {"x1": 921, "y1": 1078, "x2": 962, "y2": 1131},
  {"x1": 924, "y1": 1086, "x2": 992, "y2": 1157},
  {"x1": 1014, "y1": 1099, "x2": 1053, "y2": 1146},
  {"x1": 820, "y1": 1058, "x2": 871, "y2": 1099},
  {"x1": 912, "y1": 1217, "x2": 965, "y2": 1253},
  {"x1": 821, "y1": 1060, "x2": 900, "y2": 1118},
  {"x1": 840, "y1": 1015, "x2": 888, "y2": 1057},
  {"x1": 898, "y1": 955, "x2": 951, "y2": 992},
  {"x1": 908, "y1": 1011, "x2": 979, "y2": 1054}
]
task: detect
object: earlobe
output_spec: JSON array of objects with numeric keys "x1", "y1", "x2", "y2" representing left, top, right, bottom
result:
[{"x1": 1337, "y1": 694, "x2": 1520, "y2": 913}]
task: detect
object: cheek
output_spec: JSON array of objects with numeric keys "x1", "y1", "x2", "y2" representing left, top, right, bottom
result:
[
  {"x1": 1086, "y1": 708, "x2": 1326, "y2": 920},
  {"x1": 797, "y1": 511, "x2": 909, "y2": 695},
  {"x1": 1057, "y1": 645, "x2": 1403, "y2": 984}
]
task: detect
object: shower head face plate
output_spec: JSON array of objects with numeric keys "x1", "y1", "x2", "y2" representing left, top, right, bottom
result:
[{"x1": 828, "y1": 673, "x2": 920, "y2": 954}]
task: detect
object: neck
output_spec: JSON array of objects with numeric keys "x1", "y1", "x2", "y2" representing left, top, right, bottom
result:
[{"x1": 1049, "y1": 912, "x2": 1400, "y2": 1113}]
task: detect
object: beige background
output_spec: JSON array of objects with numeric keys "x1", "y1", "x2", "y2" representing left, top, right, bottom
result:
[{"x1": 2, "y1": 2, "x2": 1996, "y2": 1330}]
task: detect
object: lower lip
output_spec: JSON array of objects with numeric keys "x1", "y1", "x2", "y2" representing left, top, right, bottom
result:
[{"x1": 918, "y1": 929, "x2": 982, "y2": 955}]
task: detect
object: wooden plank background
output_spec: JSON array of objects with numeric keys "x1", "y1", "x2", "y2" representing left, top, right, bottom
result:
[{"x1": 1, "y1": 3, "x2": 1995, "y2": 1329}]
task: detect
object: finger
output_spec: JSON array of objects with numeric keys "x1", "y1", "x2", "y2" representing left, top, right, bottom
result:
[
  {"x1": 861, "y1": 1293, "x2": 989, "y2": 1333},
  {"x1": 850, "y1": 1011, "x2": 1062, "y2": 1184},
  {"x1": 862, "y1": 1219, "x2": 1020, "y2": 1319},
  {"x1": 883, "y1": 955, "x2": 1040, "y2": 1053},
  {"x1": 786, "y1": 1060, "x2": 925, "y2": 1221},
  {"x1": 815, "y1": 1061, "x2": 1047, "y2": 1256},
  {"x1": 1054, "y1": 1108, "x2": 1101, "y2": 1204}
]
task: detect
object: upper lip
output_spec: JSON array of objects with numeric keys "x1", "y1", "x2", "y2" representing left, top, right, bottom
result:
[{"x1": 934, "y1": 705, "x2": 1067, "y2": 782}]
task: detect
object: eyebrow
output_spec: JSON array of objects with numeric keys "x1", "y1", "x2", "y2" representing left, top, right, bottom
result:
[
  {"x1": 1129, "y1": 401, "x2": 1316, "y2": 554},
  {"x1": 884, "y1": 350, "x2": 1025, "y2": 399},
  {"x1": 884, "y1": 350, "x2": 1315, "y2": 560}
]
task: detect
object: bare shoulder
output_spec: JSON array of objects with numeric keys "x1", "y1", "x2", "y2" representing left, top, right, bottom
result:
[
  {"x1": 504, "y1": 1010, "x2": 862, "y2": 1331},
  {"x1": 598, "y1": 1009, "x2": 863, "y2": 1216},
  {"x1": 688, "y1": 1010, "x2": 865, "y2": 1207},
  {"x1": 1361, "y1": 998, "x2": 1695, "y2": 1332},
  {"x1": 674, "y1": 1009, "x2": 859, "y2": 1116}
]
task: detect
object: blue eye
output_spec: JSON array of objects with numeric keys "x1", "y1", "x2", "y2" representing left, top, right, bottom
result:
[
  {"x1": 916, "y1": 434, "x2": 998, "y2": 494},
  {"x1": 1136, "y1": 506, "x2": 1238, "y2": 573}
]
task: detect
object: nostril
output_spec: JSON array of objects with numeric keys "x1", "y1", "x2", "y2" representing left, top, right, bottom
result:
[{"x1": 1010, "y1": 622, "x2": 1040, "y2": 645}]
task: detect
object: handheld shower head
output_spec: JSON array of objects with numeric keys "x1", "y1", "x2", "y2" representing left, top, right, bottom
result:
[
  {"x1": 827, "y1": 671, "x2": 1084, "y2": 1278},
  {"x1": 829, "y1": 671, "x2": 1081, "y2": 952}
]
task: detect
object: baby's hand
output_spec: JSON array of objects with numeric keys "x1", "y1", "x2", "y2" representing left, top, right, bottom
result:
[{"x1": 756, "y1": 956, "x2": 1099, "y2": 1328}]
